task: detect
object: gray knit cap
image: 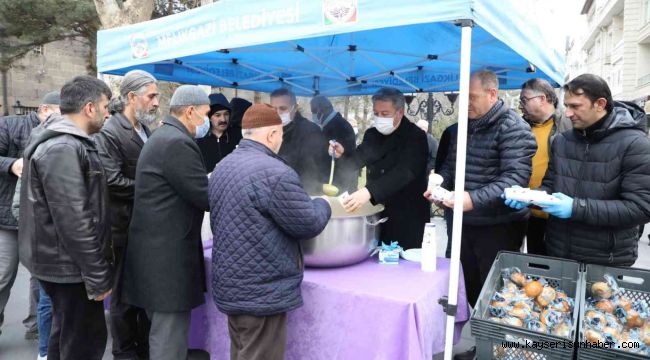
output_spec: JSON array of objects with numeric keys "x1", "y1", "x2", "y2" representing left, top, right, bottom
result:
[
  {"x1": 41, "y1": 91, "x2": 60, "y2": 105},
  {"x1": 170, "y1": 85, "x2": 210, "y2": 106}
]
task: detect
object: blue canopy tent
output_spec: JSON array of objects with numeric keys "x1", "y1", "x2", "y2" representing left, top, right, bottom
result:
[{"x1": 97, "y1": 0, "x2": 564, "y2": 357}]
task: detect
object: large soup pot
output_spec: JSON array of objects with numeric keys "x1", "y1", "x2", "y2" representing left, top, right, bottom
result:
[{"x1": 303, "y1": 198, "x2": 386, "y2": 267}]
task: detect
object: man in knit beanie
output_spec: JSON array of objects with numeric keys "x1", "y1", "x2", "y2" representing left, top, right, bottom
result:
[
  {"x1": 94, "y1": 69, "x2": 158, "y2": 360},
  {"x1": 121, "y1": 85, "x2": 210, "y2": 360},
  {"x1": 209, "y1": 104, "x2": 331, "y2": 360}
]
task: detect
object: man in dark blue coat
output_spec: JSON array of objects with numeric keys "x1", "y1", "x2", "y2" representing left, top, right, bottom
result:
[
  {"x1": 209, "y1": 104, "x2": 331, "y2": 360},
  {"x1": 433, "y1": 70, "x2": 537, "y2": 294},
  {"x1": 434, "y1": 70, "x2": 537, "y2": 360}
]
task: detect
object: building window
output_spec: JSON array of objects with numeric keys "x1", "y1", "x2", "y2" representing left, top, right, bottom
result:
[
  {"x1": 32, "y1": 45, "x2": 44, "y2": 55},
  {"x1": 646, "y1": 0, "x2": 650, "y2": 24}
]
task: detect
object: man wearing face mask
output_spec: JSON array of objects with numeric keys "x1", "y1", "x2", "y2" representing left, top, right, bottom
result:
[
  {"x1": 121, "y1": 85, "x2": 210, "y2": 360},
  {"x1": 209, "y1": 104, "x2": 331, "y2": 360},
  {"x1": 310, "y1": 95, "x2": 358, "y2": 193},
  {"x1": 270, "y1": 88, "x2": 329, "y2": 194},
  {"x1": 0, "y1": 91, "x2": 60, "y2": 341},
  {"x1": 329, "y1": 87, "x2": 430, "y2": 250},
  {"x1": 197, "y1": 93, "x2": 242, "y2": 173},
  {"x1": 94, "y1": 69, "x2": 159, "y2": 360}
]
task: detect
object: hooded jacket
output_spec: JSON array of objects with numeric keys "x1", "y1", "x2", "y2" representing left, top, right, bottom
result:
[
  {"x1": 18, "y1": 114, "x2": 112, "y2": 298},
  {"x1": 541, "y1": 101, "x2": 650, "y2": 266}
]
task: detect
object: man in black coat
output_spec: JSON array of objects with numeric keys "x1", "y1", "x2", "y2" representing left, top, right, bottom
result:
[
  {"x1": 330, "y1": 87, "x2": 430, "y2": 250},
  {"x1": 19, "y1": 76, "x2": 113, "y2": 360},
  {"x1": 310, "y1": 95, "x2": 358, "y2": 192},
  {"x1": 508, "y1": 74, "x2": 650, "y2": 266},
  {"x1": 271, "y1": 88, "x2": 329, "y2": 194},
  {"x1": 0, "y1": 91, "x2": 60, "y2": 339},
  {"x1": 121, "y1": 85, "x2": 210, "y2": 360},
  {"x1": 95, "y1": 70, "x2": 159, "y2": 360},
  {"x1": 196, "y1": 93, "x2": 242, "y2": 173}
]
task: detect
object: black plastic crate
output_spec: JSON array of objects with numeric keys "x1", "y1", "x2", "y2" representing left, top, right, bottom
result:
[
  {"x1": 577, "y1": 264, "x2": 650, "y2": 360},
  {"x1": 470, "y1": 251, "x2": 583, "y2": 360}
]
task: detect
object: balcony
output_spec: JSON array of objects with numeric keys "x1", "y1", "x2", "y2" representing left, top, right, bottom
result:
[
  {"x1": 582, "y1": 0, "x2": 625, "y2": 50},
  {"x1": 638, "y1": 73, "x2": 650, "y2": 87},
  {"x1": 639, "y1": 21, "x2": 650, "y2": 44}
]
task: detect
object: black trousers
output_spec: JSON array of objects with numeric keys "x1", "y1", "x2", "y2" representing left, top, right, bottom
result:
[
  {"x1": 111, "y1": 245, "x2": 150, "y2": 359},
  {"x1": 40, "y1": 281, "x2": 107, "y2": 360},
  {"x1": 526, "y1": 216, "x2": 548, "y2": 256},
  {"x1": 460, "y1": 220, "x2": 527, "y2": 307}
]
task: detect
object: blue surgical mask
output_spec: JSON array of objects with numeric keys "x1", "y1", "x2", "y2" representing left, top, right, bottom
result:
[{"x1": 195, "y1": 115, "x2": 210, "y2": 139}]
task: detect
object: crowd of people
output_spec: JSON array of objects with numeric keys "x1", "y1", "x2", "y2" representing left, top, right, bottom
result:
[
  {"x1": 428, "y1": 71, "x2": 650, "y2": 360},
  {"x1": 0, "y1": 67, "x2": 648, "y2": 360},
  {"x1": 0, "y1": 68, "x2": 434, "y2": 359}
]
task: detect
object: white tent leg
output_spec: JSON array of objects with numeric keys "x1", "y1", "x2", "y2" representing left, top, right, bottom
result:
[{"x1": 443, "y1": 21, "x2": 472, "y2": 360}]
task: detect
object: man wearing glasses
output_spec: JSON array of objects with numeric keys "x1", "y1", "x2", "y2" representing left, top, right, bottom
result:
[{"x1": 518, "y1": 79, "x2": 571, "y2": 255}]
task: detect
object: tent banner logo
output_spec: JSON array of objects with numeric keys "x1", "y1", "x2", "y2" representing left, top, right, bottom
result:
[
  {"x1": 129, "y1": 33, "x2": 149, "y2": 59},
  {"x1": 323, "y1": 0, "x2": 357, "y2": 25}
]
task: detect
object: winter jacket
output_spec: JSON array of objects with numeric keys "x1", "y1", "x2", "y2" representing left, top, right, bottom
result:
[
  {"x1": 321, "y1": 112, "x2": 359, "y2": 192},
  {"x1": 348, "y1": 117, "x2": 430, "y2": 250},
  {"x1": 0, "y1": 111, "x2": 41, "y2": 229},
  {"x1": 121, "y1": 115, "x2": 209, "y2": 312},
  {"x1": 94, "y1": 113, "x2": 150, "y2": 248},
  {"x1": 439, "y1": 100, "x2": 537, "y2": 225},
  {"x1": 18, "y1": 114, "x2": 113, "y2": 298},
  {"x1": 209, "y1": 139, "x2": 331, "y2": 316},
  {"x1": 196, "y1": 125, "x2": 242, "y2": 173},
  {"x1": 541, "y1": 101, "x2": 650, "y2": 266},
  {"x1": 278, "y1": 113, "x2": 330, "y2": 194}
]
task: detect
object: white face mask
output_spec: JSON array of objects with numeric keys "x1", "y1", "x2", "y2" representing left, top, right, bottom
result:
[
  {"x1": 280, "y1": 112, "x2": 292, "y2": 126},
  {"x1": 373, "y1": 116, "x2": 396, "y2": 135}
]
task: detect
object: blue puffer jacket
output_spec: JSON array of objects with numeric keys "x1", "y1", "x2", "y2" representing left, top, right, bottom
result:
[{"x1": 209, "y1": 139, "x2": 331, "y2": 316}]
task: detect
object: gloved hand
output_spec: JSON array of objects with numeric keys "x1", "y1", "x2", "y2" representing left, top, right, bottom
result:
[
  {"x1": 501, "y1": 185, "x2": 528, "y2": 210},
  {"x1": 536, "y1": 192, "x2": 573, "y2": 219}
]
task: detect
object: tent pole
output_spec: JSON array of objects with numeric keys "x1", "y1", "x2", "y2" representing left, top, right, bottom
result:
[{"x1": 443, "y1": 20, "x2": 472, "y2": 360}]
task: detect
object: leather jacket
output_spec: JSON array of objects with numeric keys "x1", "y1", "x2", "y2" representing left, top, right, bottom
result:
[{"x1": 18, "y1": 114, "x2": 112, "y2": 298}]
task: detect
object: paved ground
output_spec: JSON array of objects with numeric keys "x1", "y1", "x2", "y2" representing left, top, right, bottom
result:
[{"x1": 1, "y1": 221, "x2": 649, "y2": 359}]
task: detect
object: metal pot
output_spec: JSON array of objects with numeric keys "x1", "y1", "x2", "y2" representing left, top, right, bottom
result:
[{"x1": 303, "y1": 214, "x2": 388, "y2": 268}]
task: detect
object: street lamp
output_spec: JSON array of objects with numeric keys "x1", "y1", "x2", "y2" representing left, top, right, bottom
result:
[
  {"x1": 12, "y1": 100, "x2": 25, "y2": 115},
  {"x1": 405, "y1": 92, "x2": 457, "y2": 132}
]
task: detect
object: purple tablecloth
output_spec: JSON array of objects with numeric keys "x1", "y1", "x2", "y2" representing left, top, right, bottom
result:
[{"x1": 189, "y1": 243, "x2": 470, "y2": 360}]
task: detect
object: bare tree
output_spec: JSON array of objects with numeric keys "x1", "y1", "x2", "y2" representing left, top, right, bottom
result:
[{"x1": 94, "y1": 0, "x2": 155, "y2": 29}]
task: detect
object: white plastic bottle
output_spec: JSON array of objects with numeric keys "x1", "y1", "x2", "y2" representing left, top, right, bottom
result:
[{"x1": 421, "y1": 223, "x2": 437, "y2": 272}]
